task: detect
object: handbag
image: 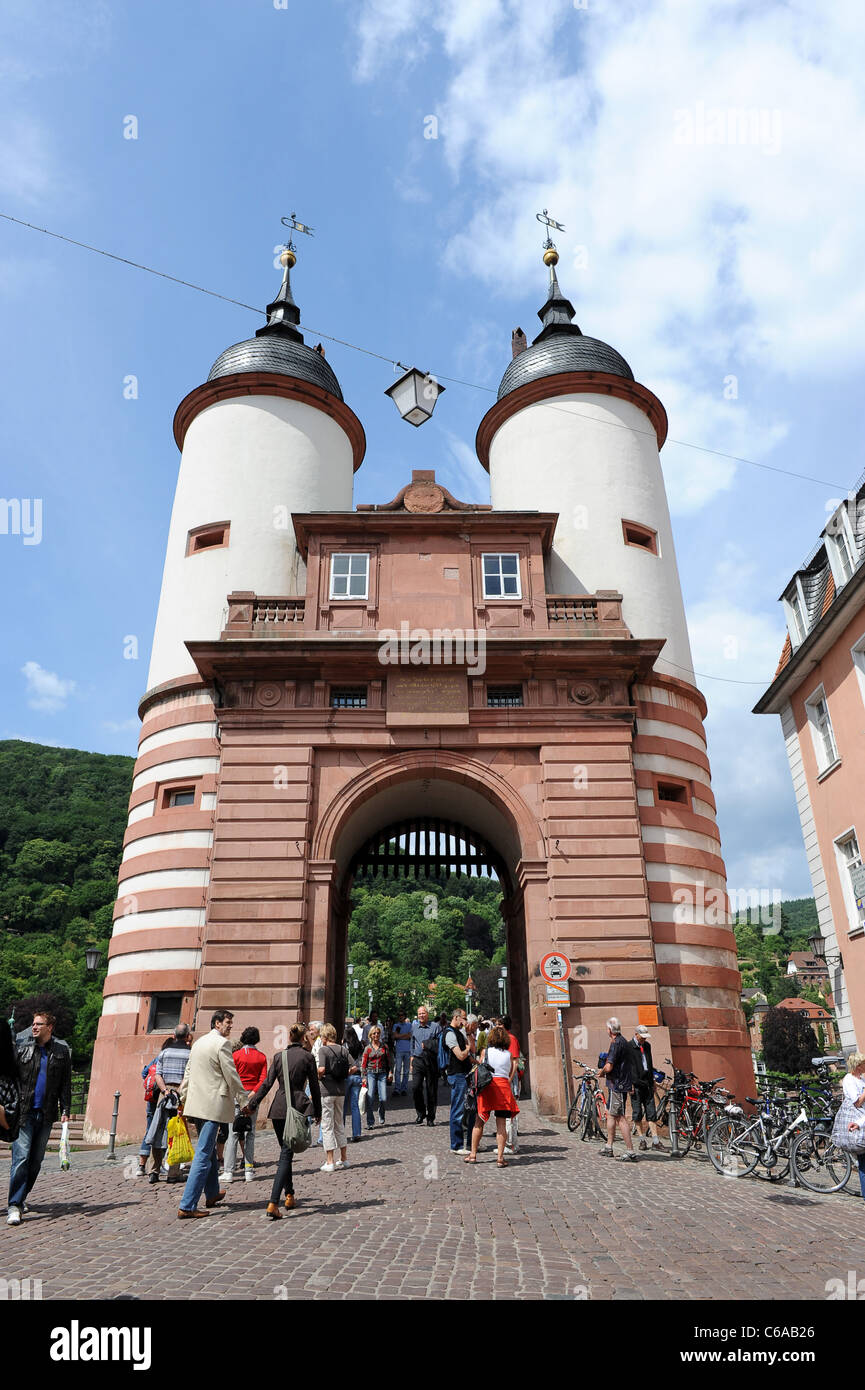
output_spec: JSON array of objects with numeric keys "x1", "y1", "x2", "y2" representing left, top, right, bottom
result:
[
  {"x1": 474, "y1": 1059, "x2": 495, "y2": 1092},
  {"x1": 280, "y1": 1049, "x2": 312, "y2": 1153},
  {"x1": 358, "y1": 1082, "x2": 369, "y2": 1114},
  {"x1": 166, "y1": 1115, "x2": 195, "y2": 1165},
  {"x1": 831, "y1": 1096, "x2": 865, "y2": 1153}
]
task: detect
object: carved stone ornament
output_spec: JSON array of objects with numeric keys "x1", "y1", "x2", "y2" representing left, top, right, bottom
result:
[
  {"x1": 256, "y1": 681, "x2": 284, "y2": 707},
  {"x1": 568, "y1": 682, "x2": 597, "y2": 705},
  {"x1": 403, "y1": 480, "x2": 445, "y2": 513}
]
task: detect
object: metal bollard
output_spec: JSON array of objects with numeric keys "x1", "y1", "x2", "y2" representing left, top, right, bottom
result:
[
  {"x1": 104, "y1": 1090, "x2": 121, "y2": 1161},
  {"x1": 669, "y1": 1095, "x2": 680, "y2": 1157}
]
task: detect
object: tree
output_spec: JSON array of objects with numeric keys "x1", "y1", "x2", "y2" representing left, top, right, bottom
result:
[
  {"x1": 12, "y1": 991, "x2": 74, "y2": 1039},
  {"x1": 761, "y1": 1006, "x2": 818, "y2": 1074}
]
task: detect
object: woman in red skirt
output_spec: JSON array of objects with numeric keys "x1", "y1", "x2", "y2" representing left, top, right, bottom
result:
[{"x1": 464, "y1": 1024, "x2": 519, "y2": 1167}]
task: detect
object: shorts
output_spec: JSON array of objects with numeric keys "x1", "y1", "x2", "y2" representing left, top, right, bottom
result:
[
  {"x1": 631, "y1": 1085, "x2": 657, "y2": 1123},
  {"x1": 607, "y1": 1087, "x2": 628, "y2": 1119}
]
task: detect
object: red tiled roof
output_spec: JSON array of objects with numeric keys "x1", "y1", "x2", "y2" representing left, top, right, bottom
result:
[
  {"x1": 776, "y1": 997, "x2": 831, "y2": 1019},
  {"x1": 820, "y1": 569, "x2": 836, "y2": 618},
  {"x1": 787, "y1": 952, "x2": 829, "y2": 972},
  {"x1": 774, "y1": 632, "x2": 792, "y2": 677}
]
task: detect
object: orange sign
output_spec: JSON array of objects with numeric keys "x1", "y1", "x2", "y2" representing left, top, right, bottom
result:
[{"x1": 638, "y1": 1005, "x2": 659, "y2": 1027}]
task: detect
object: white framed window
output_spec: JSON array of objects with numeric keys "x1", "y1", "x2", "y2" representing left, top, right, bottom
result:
[
  {"x1": 783, "y1": 577, "x2": 808, "y2": 647},
  {"x1": 834, "y1": 829, "x2": 863, "y2": 933},
  {"x1": 482, "y1": 552, "x2": 521, "y2": 599},
  {"x1": 824, "y1": 503, "x2": 858, "y2": 589},
  {"x1": 329, "y1": 553, "x2": 369, "y2": 599},
  {"x1": 804, "y1": 684, "x2": 838, "y2": 772}
]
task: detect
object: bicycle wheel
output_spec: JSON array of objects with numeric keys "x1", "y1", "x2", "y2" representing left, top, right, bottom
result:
[
  {"x1": 791, "y1": 1129, "x2": 853, "y2": 1194},
  {"x1": 675, "y1": 1104, "x2": 695, "y2": 1157},
  {"x1": 567, "y1": 1093, "x2": 582, "y2": 1133},
  {"x1": 707, "y1": 1116, "x2": 761, "y2": 1177}
]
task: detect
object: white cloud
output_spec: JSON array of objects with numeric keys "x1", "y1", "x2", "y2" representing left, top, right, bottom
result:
[
  {"x1": 102, "y1": 718, "x2": 139, "y2": 734},
  {"x1": 353, "y1": 0, "x2": 865, "y2": 511},
  {"x1": 21, "y1": 661, "x2": 76, "y2": 714}
]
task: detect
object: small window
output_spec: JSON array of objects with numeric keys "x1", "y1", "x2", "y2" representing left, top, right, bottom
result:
[
  {"x1": 330, "y1": 553, "x2": 369, "y2": 599},
  {"x1": 622, "y1": 520, "x2": 659, "y2": 555},
  {"x1": 330, "y1": 686, "x2": 368, "y2": 709},
  {"x1": 784, "y1": 581, "x2": 808, "y2": 647},
  {"x1": 186, "y1": 522, "x2": 230, "y2": 556},
  {"x1": 159, "y1": 783, "x2": 198, "y2": 811},
  {"x1": 834, "y1": 831, "x2": 863, "y2": 933},
  {"x1": 168, "y1": 789, "x2": 195, "y2": 808},
  {"x1": 656, "y1": 780, "x2": 689, "y2": 805},
  {"x1": 805, "y1": 687, "x2": 838, "y2": 771},
  {"x1": 487, "y1": 685, "x2": 523, "y2": 708},
  {"x1": 482, "y1": 553, "x2": 520, "y2": 599},
  {"x1": 148, "y1": 994, "x2": 183, "y2": 1033}
]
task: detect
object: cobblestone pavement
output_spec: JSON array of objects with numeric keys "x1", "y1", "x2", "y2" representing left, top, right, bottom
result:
[{"x1": 1, "y1": 1091, "x2": 863, "y2": 1301}]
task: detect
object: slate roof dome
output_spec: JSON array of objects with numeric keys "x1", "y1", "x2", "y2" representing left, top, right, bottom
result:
[
  {"x1": 207, "y1": 255, "x2": 344, "y2": 401},
  {"x1": 497, "y1": 253, "x2": 633, "y2": 401}
]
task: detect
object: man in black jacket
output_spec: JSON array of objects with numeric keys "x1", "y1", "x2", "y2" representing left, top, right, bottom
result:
[
  {"x1": 628, "y1": 1024, "x2": 664, "y2": 1152},
  {"x1": 7, "y1": 1011, "x2": 72, "y2": 1225}
]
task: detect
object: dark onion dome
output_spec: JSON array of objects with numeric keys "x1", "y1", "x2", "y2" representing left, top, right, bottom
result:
[
  {"x1": 496, "y1": 254, "x2": 633, "y2": 402},
  {"x1": 207, "y1": 249, "x2": 344, "y2": 401}
]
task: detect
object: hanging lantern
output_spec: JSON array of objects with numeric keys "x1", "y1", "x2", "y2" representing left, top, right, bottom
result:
[{"x1": 385, "y1": 367, "x2": 445, "y2": 426}]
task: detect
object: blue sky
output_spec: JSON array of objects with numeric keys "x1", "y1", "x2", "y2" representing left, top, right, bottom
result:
[{"x1": 2, "y1": 0, "x2": 864, "y2": 900}]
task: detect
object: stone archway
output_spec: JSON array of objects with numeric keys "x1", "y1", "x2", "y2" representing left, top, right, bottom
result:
[{"x1": 305, "y1": 750, "x2": 565, "y2": 1114}]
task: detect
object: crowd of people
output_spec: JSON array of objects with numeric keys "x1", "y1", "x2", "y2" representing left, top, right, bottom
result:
[{"x1": 132, "y1": 1004, "x2": 526, "y2": 1218}]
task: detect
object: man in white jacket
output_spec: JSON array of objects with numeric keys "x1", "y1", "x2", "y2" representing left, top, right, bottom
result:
[{"x1": 177, "y1": 1010, "x2": 251, "y2": 1219}]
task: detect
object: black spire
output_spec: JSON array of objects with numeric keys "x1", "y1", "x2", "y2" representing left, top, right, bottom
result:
[
  {"x1": 533, "y1": 254, "x2": 581, "y2": 345},
  {"x1": 256, "y1": 249, "x2": 303, "y2": 343}
]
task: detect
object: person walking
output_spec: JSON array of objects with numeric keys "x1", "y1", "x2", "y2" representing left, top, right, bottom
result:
[
  {"x1": 390, "y1": 1010, "x2": 412, "y2": 1095},
  {"x1": 361, "y1": 1011, "x2": 381, "y2": 1046},
  {"x1": 0, "y1": 1020, "x2": 21, "y2": 1146},
  {"x1": 222, "y1": 1026, "x2": 268, "y2": 1183},
  {"x1": 600, "y1": 1017, "x2": 637, "y2": 1161},
  {"x1": 249, "y1": 1022, "x2": 321, "y2": 1218},
  {"x1": 176, "y1": 1010, "x2": 252, "y2": 1219},
  {"x1": 410, "y1": 1006, "x2": 441, "y2": 1126},
  {"x1": 361, "y1": 1026, "x2": 392, "y2": 1128},
  {"x1": 501, "y1": 1014, "x2": 523, "y2": 1156},
  {"x1": 459, "y1": 1015, "x2": 480, "y2": 1155},
  {"x1": 464, "y1": 1024, "x2": 519, "y2": 1167},
  {"x1": 342, "y1": 1021, "x2": 364, "y2": 1142},
  {"x1": 147, "y1": 1023, "x2": 193, "y2": 1183},
  {"x1": 628, "y1": 1024, "x2": 665, "y2": 1151},
  {"x1": 444, "y1": 1008, "x2": 474, "y2": 1153},
  {"x1": 842, "y1": 1051, "x2": 865, "y2": 1200},
  {"x1": 317, "y1": 1024, "x2": 352, "y2": 1172},
  {"x1": 6, "y1": 1010, "x2": 72, "y2": 1225},
  {"x1": 137, "y1": 1037, "x2": 173, "y2": 1179}
]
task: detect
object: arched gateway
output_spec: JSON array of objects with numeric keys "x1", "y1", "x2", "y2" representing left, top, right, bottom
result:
[{"x1": 85, "y1": 240, "x2": 753, "y2": 1142}]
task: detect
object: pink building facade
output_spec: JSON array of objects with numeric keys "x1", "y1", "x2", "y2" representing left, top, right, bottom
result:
[{"x1": 756, "y1": 483, "x2": 865, "y2": 1054}]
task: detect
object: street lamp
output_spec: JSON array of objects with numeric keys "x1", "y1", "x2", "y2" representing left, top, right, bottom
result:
[
  {"x1": 84, "y1": 947, "x2": 102, "y2": 973},
  {"x1": 808, "y1": 933, "x2": 843, "y2": 969},
  {"x1": 500, "y1": 964, "x2": 508, "y2": 1015},
  {"x1": 347, "y1": 963, "x2": 354, "y2": 1017},
  {"x1": 368, "y1": 987, "x2": 373, "y2": 1018},
  {"x1": 465, "y1": 975, "x2": 475, "y2": 1015},
  {"x1": 384, "y1": 366, "x2": 446, "y2": 427}
]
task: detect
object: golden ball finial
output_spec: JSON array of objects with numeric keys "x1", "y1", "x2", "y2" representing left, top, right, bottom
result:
[
  {"x1": 543, "y1": 246, "x2": 559, "y2": 267},
  {"x1": 280, "y1": 246, "x2": 296, "y2": 269}
]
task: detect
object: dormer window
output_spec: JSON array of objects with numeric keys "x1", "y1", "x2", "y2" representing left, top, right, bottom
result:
[
  {"x1": 330, "y1": 553, "x2": 369, "y2": 599},
  {"x1": 783, "y1": 579, "x2": 808, "y2": 647},
  {"x1": 482, "y1": 553, "x2": 520, "y2": 599},
  {"x1": 825, "y1": 504, "x2": 858, "y2": 589}
]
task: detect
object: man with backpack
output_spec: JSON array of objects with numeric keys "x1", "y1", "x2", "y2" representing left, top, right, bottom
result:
[
  {"x1": 137, "y1": 1039, "x2": 172, "y2": 1178},
  {"x1": 628, "y1": 1024, "x2": 665, "y2": 1151},
  {"x1": 443, "y1": 1008, "x2": 475, "y2": 1153},
  {"x1": 600, "y1": 1017, "x2": 637, "y2": 1161}
]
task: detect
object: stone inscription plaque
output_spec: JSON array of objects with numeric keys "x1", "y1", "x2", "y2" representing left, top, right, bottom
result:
[{"x1": 386, "y1": 672, "x2": 469, "y2": 726}]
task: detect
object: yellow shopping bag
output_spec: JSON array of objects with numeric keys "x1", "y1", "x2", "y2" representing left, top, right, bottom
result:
[{"x1": 166, "y1": 1115, "x2": 194, "y2": 1165}]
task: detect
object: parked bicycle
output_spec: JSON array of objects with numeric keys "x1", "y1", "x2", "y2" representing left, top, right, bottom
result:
[{"x1": 567, "y1": 1062, "x2": 607, "y2": 1141}]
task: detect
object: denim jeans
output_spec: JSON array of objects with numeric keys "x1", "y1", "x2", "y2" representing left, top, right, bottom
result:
[
  {"x1": 343, "y1": 1075, "x2": 362, "y2": 1139},
  {"x1": 270, "y1": 1118, "x2": 295, "y2": 1202},
  {"x1": 447, "y1": 1073, "x2": 468, "y2": 1150},
  {"x1": 366, "y1": 1073, "x2": 387, "y2": 1124},
  {"x1": 393, "y1": 1051, "x2": 411, "y2": 1093},
  {"x1": 8, "y1": 1110, "x2": 54, "y2": 1210},
  {"x1": 858, "y1": 1152, "x2": 865, "y2": 1201},
  {"x1": 179, "y1": 1118, "x2": 221, "y2": 1211},
  {"x1": 139, "y1": 1100, "x2": 156, "y2": 1158},
  {"x1": 223, "y1": 1099, "x2": 257, "y2": 1174}
]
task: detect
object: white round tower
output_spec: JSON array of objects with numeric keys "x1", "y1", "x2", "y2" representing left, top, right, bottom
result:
[
  {"x1": 476, "y1": 248, "x2": 692, "y2": 684},
  {"x1": 86, "y1": 248, "x2": 365, "y2": 1142}
]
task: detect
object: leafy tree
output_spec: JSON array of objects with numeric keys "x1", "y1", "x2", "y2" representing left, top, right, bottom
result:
[
  {"x1": 11, "y1": 991, "x2": 74, "y2": 1039},
  {"x1": 761, "y1": 1006, "x2": 819, "y2": 1074}
]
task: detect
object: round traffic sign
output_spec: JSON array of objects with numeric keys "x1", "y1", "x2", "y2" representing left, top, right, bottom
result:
[{"x1": 540, "y1": 951, "x2": 571, "y2": 983}]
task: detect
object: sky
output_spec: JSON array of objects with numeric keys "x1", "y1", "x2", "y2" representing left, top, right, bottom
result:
[{"x1": 1, "y1": 0, "x2": 864, "y2": 901}]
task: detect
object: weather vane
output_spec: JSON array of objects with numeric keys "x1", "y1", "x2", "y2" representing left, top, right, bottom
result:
[
  {"x1": 280, "y1": 212, "x2": 315, "y2": 253},
  {"x1": 536, "y1": 208, "x2": 565, "y2": 250}
]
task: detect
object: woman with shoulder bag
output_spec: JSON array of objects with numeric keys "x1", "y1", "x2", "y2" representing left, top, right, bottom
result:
[
  {"x1": 249, "y1": 1022, "x2": 321, "y2": 1219},
  {"x1": 342, "y1": 1021, "x2": 364, "y2": 1143},
  {"x1": 317, "y1": 1024, "x2": 351, "y2": 1172},
  {"x1": 840, "y1": 1051, "x2": 865, "y2": 1199},
  {"x1": 0, "y1": 1020, "x2": 21, "y2": 1145},
  {"x1": 464, "y1": 1024, "x2": 519, "y2": 1168}
]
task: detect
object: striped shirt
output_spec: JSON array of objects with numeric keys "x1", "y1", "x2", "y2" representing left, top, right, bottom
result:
[{"x1": 155, "y1": 1042, "x2": 191, "y2": 1087}]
